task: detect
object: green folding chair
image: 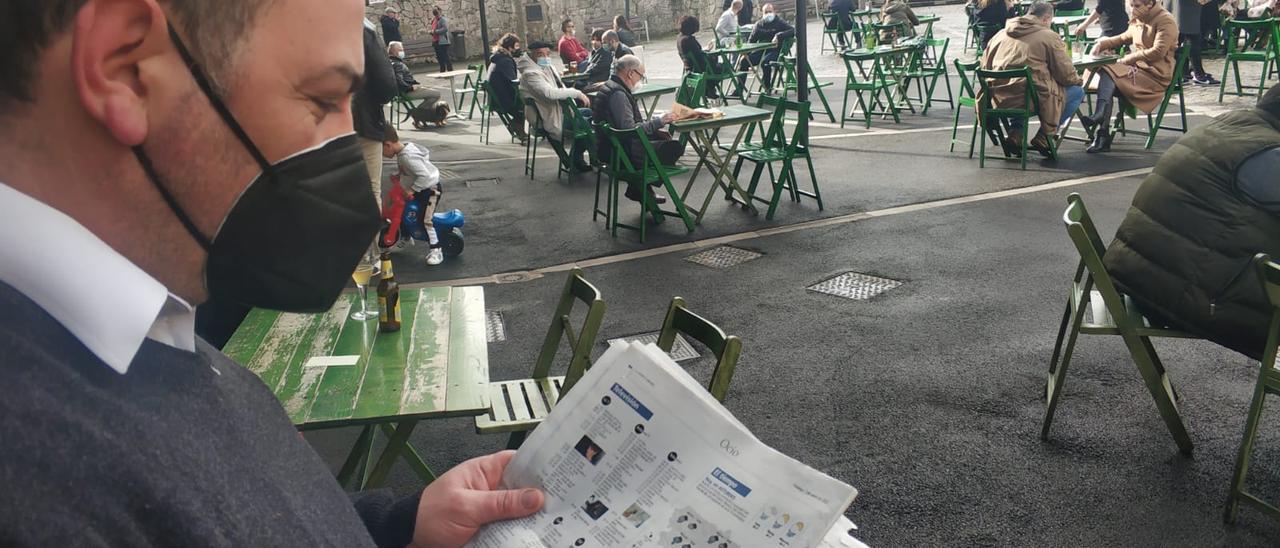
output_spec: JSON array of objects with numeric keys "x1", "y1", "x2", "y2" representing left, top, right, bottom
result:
[
  {"x1": 840, "y1": 49, "x2": 902, "y2": 128},
  {"x1": 475, "y1": 268, "x2": 607, "y2": 449},
  {"x1": 461, "y1": 62, "x2": 486, "y2": 120},
  {"x1": 675, "y1": 72, "x2": 711, "y2": 108},
  {"x1": 734, "y1": 95, "x2": 823, "y2": 220},
  {"x1": 595, "y1": 122, "x2": 694, "y2": 242},
  {"x1": 950, "y1": 58, "x2": 984, "y2": 156},
  {"x1": 525, "y1": 98, "x2": 595, "y2": 180},
  {"x1": 774, "y1": 54, "x2": 838, "y2": 123},
  {"x1": 975, "y1": 66, "x2": 1057, "y2": 169},
  {"x1": 1112, "y1": 45, "x2": 1190, "y2": 149},
  {"x1": 659, "y1": 297, "x2": 742, "y2": 403},
  {"x1": 479, "y1": 81, "x2": 522, "y2": 145},
  {"x1": 1219, "y1": 18, "x2": 1279, "y2": 102},
  {"x1": 391, "y1": 93, "x2": 419, "y2": 130},
  {"x1": 822, "y1": 11, "x2": 853, "y2": 53},
  {"x1": 1042, "y1": 193, "x2": 1196, "y2": 455},
  {"x1": 1224, "y1": 253, "x2": 1280, "y2": 524},
  {"x1": 903, "y1": 37, "x2": 954, "y2": 115}
]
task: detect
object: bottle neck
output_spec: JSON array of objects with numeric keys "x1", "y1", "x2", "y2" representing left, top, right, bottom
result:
[{"x1": 381, "y1": 259, "x2": 394, "y2": 279}]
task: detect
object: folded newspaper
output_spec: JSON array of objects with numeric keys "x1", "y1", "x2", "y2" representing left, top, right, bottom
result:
[{"x1": 466, "y1": 341, "x2": 867, "y2": 548}]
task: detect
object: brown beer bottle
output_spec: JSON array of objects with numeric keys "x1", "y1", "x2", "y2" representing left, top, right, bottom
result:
[{"x1": 377, "y1": 252, "x2": 401, "y2": 332}]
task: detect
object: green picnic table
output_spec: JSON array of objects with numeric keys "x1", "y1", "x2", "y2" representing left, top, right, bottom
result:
[
  {"x1": 671, "y1": 104, "x2": 772, "y2": 223},
  {"x1": 633, "y1": 83, "x2": 680, "y2": 116},
  {"x1": 224, "y1": 287, "x2": 490, "y2": 489}
]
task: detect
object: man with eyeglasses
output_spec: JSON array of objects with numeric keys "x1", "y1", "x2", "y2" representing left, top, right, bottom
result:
[{"x1": 592, "y1": 55, "x2": 684, "y2": 204}]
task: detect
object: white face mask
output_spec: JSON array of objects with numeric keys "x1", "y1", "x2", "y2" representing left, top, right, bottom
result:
[
  {"x1": 396, "y1": 51, "x2": 406, "y2": 59},
  {"x1": 763, "y1": 13, "x2": 776, "y2": 22},
  {"x1": 537, "y1": 57, "x2": 552, "y2": 67}
]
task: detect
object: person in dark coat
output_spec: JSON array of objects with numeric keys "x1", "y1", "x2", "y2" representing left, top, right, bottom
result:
[
  {"x1": 739, "y1": 3, "x2": 795, "y2": 92},
  {"x1": 676, "y1": 15, "x2": 722, "y2": 99},
  {"x1": 1074, "y1": 0, "x2": 1130, "y2": 39},
  {"x1": 974, "y1": 0, "x2": 1014, "y2": 47},
  {"x1": 614, "y1": 15, "x2": 640, "y2": 46},
  {"x1": 487, "y1": 33, "x2": 528, "y2": 142},
  {"x1": 1102, "y1": 84, "x2": 1280, "y2": 360},
  {"x1": 593, "y1": 55, "x2": 683, "y2": 204},
  {"x1": 380, "y1": 7, "x2": 402, "y2": 46},
  {"x1": 580, "y1": 28, "x2": 614, "y2": 87},
  {"x1": 828, "y1": 0, "x2": 858, "y2": 49},
  {"x1": 355, "y1": 19, "x2": 399, "y2": 211},
  {"x1": 1165, "y1": 0, "x2": 1221, "y2": 84}
]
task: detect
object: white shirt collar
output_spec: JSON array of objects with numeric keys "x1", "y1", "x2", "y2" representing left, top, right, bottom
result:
[{"x1": 0, "y1": 182, "x2": 195, "y2": 374}]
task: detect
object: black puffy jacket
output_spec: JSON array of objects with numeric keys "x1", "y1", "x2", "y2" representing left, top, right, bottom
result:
[
  {"x1": 353, "y1": 24, "x2": 398, "y2": 141},
  {"x1": 1103, "y1": 106, "x2": 1280, "y2": 359}
]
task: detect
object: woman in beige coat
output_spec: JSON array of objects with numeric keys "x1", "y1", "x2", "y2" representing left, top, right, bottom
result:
[{"x1": 1080, "y1": 0, "x2": 1179, "y2": 152}]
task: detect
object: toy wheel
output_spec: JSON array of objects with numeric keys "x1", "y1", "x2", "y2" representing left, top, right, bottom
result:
[{"x1": 441, "y1": 230, "x2": 464, "y2": 257}]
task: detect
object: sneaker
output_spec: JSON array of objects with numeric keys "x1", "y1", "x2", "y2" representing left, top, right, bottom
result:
[
  {"x1": 427, "y1": 248, "x2": 444, "y2": 266},
  {"x1": 1191, "y1": 73, "x2": 1220, "y2": 86}
]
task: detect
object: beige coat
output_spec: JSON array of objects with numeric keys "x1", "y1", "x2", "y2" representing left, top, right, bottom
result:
[
  {"x1": 516, "y1": 55, "x2": 581, "y2": 141},
  {"x1": 980, "y1": 16, "x2": 1083, "y2": 135},
  {"x1": 1093, "y1": 4, "x2": 1179, "y2": 113}
]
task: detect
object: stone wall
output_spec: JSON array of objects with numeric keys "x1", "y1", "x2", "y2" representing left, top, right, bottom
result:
[{"x1": 366, "y1": 0, "x2": 717, "y2": 61}]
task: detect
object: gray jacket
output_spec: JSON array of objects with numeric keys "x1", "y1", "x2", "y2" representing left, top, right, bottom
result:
[{"x1": 432, "y1": 15, "x2": 451, "y2": 45}]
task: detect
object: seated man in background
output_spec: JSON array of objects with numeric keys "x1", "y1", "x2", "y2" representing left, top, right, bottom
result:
[
  {"x1": 579, "y1": 29, "x2": 614, "y2": 87},
  {"x1": 981, "y1": 1, "x2": 1083, "y2": 157},
  {"x1": 738, "y1": 3, "x2": 795, "y2": 93},
  {"x1": 879, "y1": 0, "x2": 920, "y2": 42},
  {"x1": 593, "y1": 55, "x2": 683, "y2": 204},
  {"x1": 828, "y1": 0, "x2": 859, "y2": 49},
  {"x1": 717, "y1": 0, "x2": 743, "y2": 45},
  {"x1": 1103, "y1": 84, "x2": 1280, "y2": 361},
  {"x1": 519, "y1": 41, "x2": 595, "y2": 172},
  {"x1": 604, "y1": 30, "x2": 634, "y2": 59},
  {"x1": 389, "y1": 41, "x2": 451, "y2": 127}
]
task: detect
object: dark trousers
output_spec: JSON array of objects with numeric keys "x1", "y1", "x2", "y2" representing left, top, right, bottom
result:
[
  {"x1": 623, "y1": 138, "x2": 685, "y2": 196},
  {"x1": 739, "y1": 50, "x2": 782, "y2": 92},
  {"x1": 434, "y1": 43, "x2": 453, "y2": 72},
  {"x1": 1179, "y1": 32, "x2": 1205, "y2": 75}
]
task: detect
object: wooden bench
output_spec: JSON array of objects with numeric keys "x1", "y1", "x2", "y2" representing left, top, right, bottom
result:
[
  {"x1": 584, "y1": 15, "x2": 650, "y2": 42},
  {"x1": 402, "y1": 37, "x2": 437, "y2": 65},
  {"x1": 768, "y1": 0, "x2": 824, "y2": 21}
]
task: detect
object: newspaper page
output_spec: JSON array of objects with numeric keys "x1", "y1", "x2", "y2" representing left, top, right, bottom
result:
[{"x1": 466, "y1": 341, "x2": 861, "y2": 548}]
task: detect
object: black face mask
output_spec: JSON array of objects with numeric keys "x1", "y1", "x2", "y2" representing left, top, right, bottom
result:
[{"x1": 133, "y1": 25, "x2": 381, "y2": 313}]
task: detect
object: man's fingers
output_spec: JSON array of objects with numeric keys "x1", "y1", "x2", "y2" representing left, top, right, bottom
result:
[{"x1": 467, "y1": 488, "x2": 545, "y2": 523}]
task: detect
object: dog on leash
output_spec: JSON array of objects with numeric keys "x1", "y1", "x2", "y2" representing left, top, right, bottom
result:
[{"x1": 410, "y1": 100, "x2": 452, "y2": 129}]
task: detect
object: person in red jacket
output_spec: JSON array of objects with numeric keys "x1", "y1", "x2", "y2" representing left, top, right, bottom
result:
[{"x1": 558, "y1": 19, "x2": 590, "y2": 72}]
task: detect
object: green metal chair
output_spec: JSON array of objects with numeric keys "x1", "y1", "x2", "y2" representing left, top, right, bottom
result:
[
  {"x1": 950, "y1": 58, "x2": 983, "y2": 156},
  {"x1": 822, "y1": 11, "x2": 853, "y2": 53},
  {"x1": 1219, "y1": 18, "x2": 1279, "y2": 102},
  {"x1": 1112, "y1": 45, "x2": 1190, "y2": 149},
  {"x1": 675, "y1": 72, "x2": 711, "y2": 108},
  {"x1": 1042, "y1": 193, "x2": 1196, "y2": 455},
  {"x1": 391, "y1": 92, "x2": 420, "y2": 130},
  {"x1": 474, "y1": 268, "x2": 607, "y2": 449},
  {"x1": 595, "y1": 122, "x2": 695, "y2": 242},
  {"x1": 1224, "y1": 253, "x2": 1280, "y2": 524},
  {"x1": 974, "y1": 66, "x2": 1057, "y2": 169},
  {"x1": 840, "y1": 49, "x2": 902, "y2": 128},
  {"x1": 461, "y1": 62, "x2": 486, "y2": 120},
  {"x1": 525, "y1": 98, "x2": 595, "y2": 180},
  {"x1": 903, "y1": 37, "x2": 954, "y2": 115},
  {"x1": 659, "y1": 297, "x2": 742, "y2": 403},
  {"x1": 479, "y1": 80, "x2": 522, "y2": 145},
  {"x1": 734, "y1": 95, "x2": 823, "y2": 220}
]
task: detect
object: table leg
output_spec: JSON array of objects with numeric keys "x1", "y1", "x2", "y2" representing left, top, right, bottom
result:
[
  {"x1": 362, "y1": 419, "x2": 419, "y2": 488},
  {"x1": 379, "y1": 423, "x2": 437, "y2": 485},
  {"x1": 693, "y1": 126, "x2": 756, "y2": 223},
  {"x1": 335, "y1": 424, "x2": 375, "y2": 489},
  {"x1": 447, "y1": 76, "x2": 465, "y2": 120}
]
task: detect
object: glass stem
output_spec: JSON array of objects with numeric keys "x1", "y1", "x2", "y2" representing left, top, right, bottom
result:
[{"x1": 359, "y1": 285, "x2": 368, "y2": 316}]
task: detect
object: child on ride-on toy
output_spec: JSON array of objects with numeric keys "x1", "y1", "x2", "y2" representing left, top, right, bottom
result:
[{"x1": 381, "y1": 126, "x2": 445, "y2": 265}]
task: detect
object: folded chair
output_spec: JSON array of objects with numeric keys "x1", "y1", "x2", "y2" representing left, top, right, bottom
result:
[{"x1": 1042, "y1": 193, "x2": 1196, "y2": 455}]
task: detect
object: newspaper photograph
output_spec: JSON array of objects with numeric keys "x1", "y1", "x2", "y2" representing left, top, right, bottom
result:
[{"x1": 466, "y1": 342, "x2": 861, "y2": 548}]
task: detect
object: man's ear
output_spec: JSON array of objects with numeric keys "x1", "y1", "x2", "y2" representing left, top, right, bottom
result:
[{"x1": 70, "y1": 0, "x2": 170, "y2": 147}]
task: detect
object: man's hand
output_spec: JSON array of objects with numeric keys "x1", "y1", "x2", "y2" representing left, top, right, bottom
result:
[
  {"x1": 1074, "y1": 26, "x2": 1087, "y2": 38},
  {"x1": 578, "y1": 91, "x2": 592, "y2": 107},
  {"x1": 660, "y1": 111, "x2": 677, "y2": 124},
  {"x1": 411, "y1": 451, "x2": 544, "y2": 548}
]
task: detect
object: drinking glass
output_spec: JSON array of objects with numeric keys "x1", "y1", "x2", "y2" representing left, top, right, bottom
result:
[{"x1": 350, "y1": 263, "x2": 379, "y2": 320}]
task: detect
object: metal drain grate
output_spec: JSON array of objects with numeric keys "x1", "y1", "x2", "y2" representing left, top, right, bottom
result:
[
  {"x1": 464, "y1": 177, "x2": 500, "y2": 188},
  {"x1": 807, "y1": 272, "x2": 903, "y2": 300},
  {"x1": 485, "y1": 310, "x2": 506, "y2": 342},
  {"x1": 684, "y1": 246, "x2": 763, "y2": 268},
  {"x1": 438, "y1": 168, "x2": 461, "y2": 180},
  {"x1": 607, "y1": 332, "x2": 700, "y2": 362}
]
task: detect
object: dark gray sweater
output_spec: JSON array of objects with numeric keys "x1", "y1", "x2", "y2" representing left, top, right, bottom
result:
[{"x1": 0, "y1": 282, "x2": 418, "y2": 546}]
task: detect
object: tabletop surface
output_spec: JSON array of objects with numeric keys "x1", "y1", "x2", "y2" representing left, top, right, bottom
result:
[
  {"x1": 709, "y1": 41, "x2": 777, "y2": 55},
  {"x1": 1072, "y1": 54, "x2": 1119, "y2": 69},
  {"x1": 634, "y1": 82, "x2": 680, "y2": 98},
  {"x1": 426, "y1": 69, "x2": 476, "y2": 78},
  {"x1": 561, "y1": 72, "x2": 589, "y2": 81},
  {"x1": 671, "y1": 104, "x2": 772, "y2": 131},
  {"x1": 844, "y1": 41, "x2": 921, "y2": 57},
  {"x1": 224, "y1": 287, "x2": 490, "y2": 429},
  {"x1": 1053, "y1": 15, "x2": 1088, "y2": 25},
  {"x1": 917, "y1": 14, "x2": 941, "y2": 22}
]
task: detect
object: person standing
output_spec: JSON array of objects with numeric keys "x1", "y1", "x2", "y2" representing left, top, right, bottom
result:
[
  {"x1": 380, "y1": 6, "x2": 402, "y2": 46},
  {"x1": 1165, "y1": 0, "x2": 1221, "y2": 84},
  {"x1": 1075, "y1": 0, "x2": 1130, "y2": 39},
  {"x1": 357, "y1": 18, "x2": 399, "y2": 211},
  {"x1": 431, "y1": 7, "x2": 454, "y2": 72}
]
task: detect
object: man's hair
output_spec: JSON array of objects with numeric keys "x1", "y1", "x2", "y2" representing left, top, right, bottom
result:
[
  {"x1": 383, "y1": 124, "x2": 400, "y2": 143},
  {"x1": 731, "y1": 0, "x2": 743, "y2": 8},
  {"x1": 679, "y1": 15, "x2": 701, "y2": 35},
  {"x1": 762, "y1": 3, "x2": 776, "y2": 12},
  {"x1": 602, "y1": 30, "x2": 619, "y2": 43},
  {"x1": 591, "y1": 28, "x2": 605, "y2": 41},
  {"x1": 1028, "y1": 1, "x2": 1055, "y2": 19},
  {"x1": 614, "y1": 15, "x2": 630, "y2": 30},
  {"x1": 0, "y1": 0, "x2": 276, "y2": 114},
  {"x1": 498, "y1": 33, "x2": 520, "y2": 51},
  {"x1": 1262, "y1": 83, "x2": 1280, "y2": 117},
  {"x1": 561, "y1": 19, "x2": 575, "y2": 32},
  {"x1": 388, "y1": 40, "x2": 404, "y2": 54},
  {"x1": 613, "y1": 54, "x2": 643, "y2": 74}
]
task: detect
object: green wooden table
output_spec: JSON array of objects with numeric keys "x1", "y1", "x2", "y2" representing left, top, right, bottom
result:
[
  {"x1": 709, "y1": 42, "x2": 777, "y2": 98},
  {"x1": 671, "y1": 104, "x2": 772, "y2": 223},
  {"x1": 561, "y1": 72, "x2": 588, "y2": 84},
  {"x1": 917, "y1": 14, "x2": 940, "y2": 37},
  {"x1": 633, "y1": 83, "x2": 680, "y2": 116},
  {"x1": 224, "y1": 287, "x2": 490, "y2": 488}
]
